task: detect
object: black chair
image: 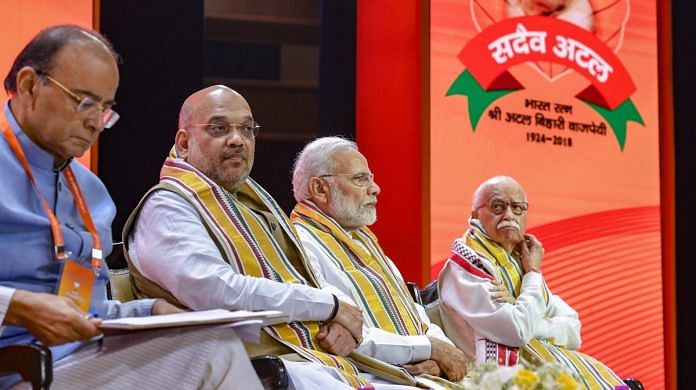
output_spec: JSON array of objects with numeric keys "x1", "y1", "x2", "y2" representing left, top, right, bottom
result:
[
  {"x1": 0, "y1": 344, "x2": 52, "y2": 389},
  {"x1": 405, "y1": 280, "x2": 439, "y2": 306},
  {"x1": 251, "y1": 355, "x2": 289, "y2": 390},
  {"x1": 623, "y1": 378, "x2": 644, "y2": 390}
]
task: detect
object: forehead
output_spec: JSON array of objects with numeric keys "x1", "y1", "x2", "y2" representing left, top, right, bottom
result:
[
  {"x1": 191, "y1": 90, "x2": 252, "y2": 122},
  {"x1": 50, "y1": 41, "x2": 119, "y2": 100},
  {"x1": 332, "y1": 148, "x2": 368, "y2": 172},
  {"x1": 484, "y1": 182, "x2": 526, "y2": 201}
]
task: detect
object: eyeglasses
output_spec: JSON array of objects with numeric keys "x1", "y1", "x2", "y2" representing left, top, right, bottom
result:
[
  {"x1": 189, "y1": 121, "x2": 260, "y2": 139},
  {"x1": 475, "y1": 200, "x2": 529, "y2": 216},
  {"x1": 319, "y1": 172, "x2": 375, "y2": 187},
  {"x1": 36, "y1": 70, "x2": 120, "y2": 129}
]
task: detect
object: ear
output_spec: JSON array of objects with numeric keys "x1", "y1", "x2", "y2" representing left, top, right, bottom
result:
[
  {"x1": 308, "y1": 177, "x2": 330, "y2": 206},
  {"x1": 174, "y1": 128, "x2": 191, "y2": 160},
  {"x1": 15, "y1": 67, "x2": 40, "y2": 100}
]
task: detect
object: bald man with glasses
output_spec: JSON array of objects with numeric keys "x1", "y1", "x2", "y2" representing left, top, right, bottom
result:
[{"x1": 437, "y1": 176, "x2": 625, "y2": 389}]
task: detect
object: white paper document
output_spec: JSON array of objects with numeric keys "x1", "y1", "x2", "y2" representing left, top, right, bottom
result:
[{"x1": 99, "y1": 309, "x2": 284, "y2": 330}]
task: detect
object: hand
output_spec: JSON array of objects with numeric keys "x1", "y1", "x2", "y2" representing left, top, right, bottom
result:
[
  {"x1": 332, "y1": 299, "x2": 363, "y2": 340},
  {"x1": 403, "y1": 359, "x2": 441, "y2": 377},
  {"x1": 428, "y1": 336, "x2": 467, "y2": 382},
  {"x1": 316, "y1": 322, "x2": 358, "y2": 356},
  {"x1": 4, "y1": 290, "x2": 101, "y2": 346},
  {"x1": 521, "y1": 234, "x2": 544, "y2": 273},
  {"x1": 151, "y1": 299, "x2": 185, "y2": 315},
  {"x1": 489, "y1": 281, "x2": 516, "y2": 304}
]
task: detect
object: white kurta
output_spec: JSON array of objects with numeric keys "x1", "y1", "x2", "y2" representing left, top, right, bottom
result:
[
  {"x1": 128, "y1": 190, "x2": 335, "y2": 321},
  {"x1": 438, "y1": 246, "x2": 581, "y2": 363},
  {"x1": 295, "y1": 222, "x2": 453, "y2": 365},
  {"x1": 128, "y1": 190, "x2": 420, "y2": 389}
]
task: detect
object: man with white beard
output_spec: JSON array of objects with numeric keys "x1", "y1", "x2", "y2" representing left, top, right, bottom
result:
[
  {"x1": 437, "y1": 176, "x2": 625, "y2": 389},
  {"x1": 290, "y1": 137, "x2": 467, "y2": 384}
]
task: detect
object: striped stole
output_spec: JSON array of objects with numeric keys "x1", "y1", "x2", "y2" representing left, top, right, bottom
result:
[
  {"x1": 291, "y1": 201, "x2": 426, "y2": 336},
  {"x1": 159, "y1": 155, "x2": 369, "y2": 388},
  {"x1": 456, "y1": 222, "x2": 624, "y2": 389}
]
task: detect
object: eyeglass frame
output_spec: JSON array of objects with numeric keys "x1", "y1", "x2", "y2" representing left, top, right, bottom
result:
[
  {"x1": 474, "y1": 199, "x2": 529, "y2": 216},
  {"x1": 318, "y1": 172, "x2": 375, "y2": 188},
  {"x1": 188, "y1": 121, "x2": 261, "y2": 139},
  {"x1": 34, "y1": 69, "x2": 120, "y2": 129}
]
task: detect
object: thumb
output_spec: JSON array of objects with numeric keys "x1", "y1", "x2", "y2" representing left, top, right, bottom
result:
[{"x1": 317, "y1": 324, "x2": 328, "y2": 340}]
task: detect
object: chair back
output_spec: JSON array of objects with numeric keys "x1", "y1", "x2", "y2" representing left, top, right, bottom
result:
[{"x1": 106, "y1": 242, "x2": 137, "y2": 302}]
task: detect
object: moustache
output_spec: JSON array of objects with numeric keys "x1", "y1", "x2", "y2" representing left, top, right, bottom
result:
[
  {"x1": 222, "y1": 148, "x2": 247, "y2": 160},
  {"x1": 362, "y1": 197, "x2": 378, "y2": 207},
  {"x1": 497, "y1": 220, "x2": 520, "y2": 230}
]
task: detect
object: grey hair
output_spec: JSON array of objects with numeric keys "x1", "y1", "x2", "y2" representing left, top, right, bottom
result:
[{"x1": 292, "y1": 136, "x2": 358, "y2": 202}]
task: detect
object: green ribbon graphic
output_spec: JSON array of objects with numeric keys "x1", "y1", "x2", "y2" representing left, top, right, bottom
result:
[
  {"x1": 446, "y1": 69, "x2": 645, "y2": 150},
  {"x1": 584, "y1": 99, "x2": 644, "y2": 151},
  {"x1": 445, "y1": 70, "x2": 516, "y2": 130}
]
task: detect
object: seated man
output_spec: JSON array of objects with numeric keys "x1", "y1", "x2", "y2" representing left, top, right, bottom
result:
[
  {"x1": 125, "y1": 85, "x2": 418, "y2": 389},
  {"x1": 290, "y1": 137, "x2": 466, "y2": 383},
  {"x1": 438, "y1": 176, "x2": 624, "y2": 389},
  {"x1": 0, "y1": 25, "x2": 261, "y2": 389}
]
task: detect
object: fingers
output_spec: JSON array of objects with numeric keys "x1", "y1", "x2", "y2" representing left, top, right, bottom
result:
[
  {"x1": 335, "y1": 301, "x2": 364, "y2": 339},
  {"x1": 317, "y1": 324, "x2": 328, "y2": 340},
  {"x1": 429, "y1": 337, "x2": 467, "y2": 382},
  {"x1": 404, "y1": 360, "x2": 441, "y2": 377},
  {"x1": 318, "y1": 323, "x2": 356, "y2": 356}
]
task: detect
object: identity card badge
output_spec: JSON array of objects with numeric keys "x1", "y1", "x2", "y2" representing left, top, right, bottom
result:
[{"x1": 57, "y1": 258, "x2": 95, "y2": 312}]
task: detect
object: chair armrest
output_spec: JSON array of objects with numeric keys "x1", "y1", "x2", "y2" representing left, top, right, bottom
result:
[
  {"x1": 251, "y1": 355, "x2": 288, "y2": 390},
  {"x1": 0, "y1": 344, "x2": 52, "y2": 390},
  {"x1": 623, "y1": 378, "x2": 644, "y2": 390},
  {"x1": 405, "y1": 282, "x2": 423, "y2": 305}
]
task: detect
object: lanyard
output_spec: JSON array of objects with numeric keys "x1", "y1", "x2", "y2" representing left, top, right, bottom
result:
[{"x1": 0, "y1": 107, "x2": 102, "y2": 272}]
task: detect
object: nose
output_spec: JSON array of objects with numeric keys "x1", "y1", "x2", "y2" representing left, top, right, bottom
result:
[
  {"x1": 502, "y1": 204, "x2": 516, "y2": 219},
  {"x1": 83, "y1": 111, "x2": 105, "y2": 133},
  {"x1": 225, "y1": 126, "x2": 245, "y2": 146},
  {"x1": 368, "y1": 178, "x2": 381, "y2": 196}
]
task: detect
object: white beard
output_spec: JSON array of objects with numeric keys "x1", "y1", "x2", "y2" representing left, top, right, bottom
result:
[{"x1": 328, "y1": 186, "x2": 377, "y2": 231}]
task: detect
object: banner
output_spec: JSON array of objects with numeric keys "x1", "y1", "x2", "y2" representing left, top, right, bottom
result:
[{"x1": 431, "y1": 0, "x2": 663, "y2": 388}]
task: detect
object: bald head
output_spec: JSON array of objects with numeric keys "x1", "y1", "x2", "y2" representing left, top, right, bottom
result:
[
  {"x1": 175, "y1": 85, "x2": 255, "y2": 192},
  {"x1": 472, "y1": 176, "x2": 526, "y2": 210},
  {"x1": 178, "y1": 85, "x2": 249, "y2": 129},
  {"x1": 471, "y1": 176, "x2": 528, "y2": 252}
]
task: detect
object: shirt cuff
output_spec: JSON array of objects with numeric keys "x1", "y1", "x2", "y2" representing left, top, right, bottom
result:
[
  {"x1": 0, "y1": 286, "x2": 17, "y2": 337},
  {"x1": 313, "y1": 291, "x2": 337, "y2": 321},
  {"x1": 411, "y1": 335, "x2": 432, "y2": 362},
  {"x1": 521, "y1": 271, "x2": 543, "y2": 289}
]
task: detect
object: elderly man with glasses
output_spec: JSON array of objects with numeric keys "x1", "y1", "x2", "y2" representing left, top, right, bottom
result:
[
  {"x1": 437, "y1": 176, "x2": 624, "y2": 389},
  {"x1": 0, "y1": 25, "x2": 263, "y2": 389},
  {"x1": 290, "y1": 137, "x2": 467, "y2": 384},
  {"x1": 125, "y1": 86, "x2": 435, "y2": 389}
]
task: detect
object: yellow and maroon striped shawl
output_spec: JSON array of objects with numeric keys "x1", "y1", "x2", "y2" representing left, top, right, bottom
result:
[
  {"x1": 462, "y1": 221, "x2": 624, "y2": 390},
  {"x1": 158, "y1": 153, "x2": 369, "y2": 388},
  {"x1": 291, "y1": 201, "x2": 426, "y2": 336}
]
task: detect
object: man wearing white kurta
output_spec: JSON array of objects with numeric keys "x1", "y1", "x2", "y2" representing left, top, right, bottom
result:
[
  {"x1": 126, "y1": 87, "x2": 425, "y2": 389},
  {"x1": 290, "y1": 137, "x2": 467, "y2": 383},
  {"x1": 437, "y1": 176, "x2": 624, "y2": 389}
]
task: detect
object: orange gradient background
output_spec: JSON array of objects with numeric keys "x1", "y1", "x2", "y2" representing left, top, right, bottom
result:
[
  {"x1": 431, "y1": 0, "x2": 663, "y2": 388},
  {"x1": 0, "y1": 0, "x2": 94, "y2": 169}
]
